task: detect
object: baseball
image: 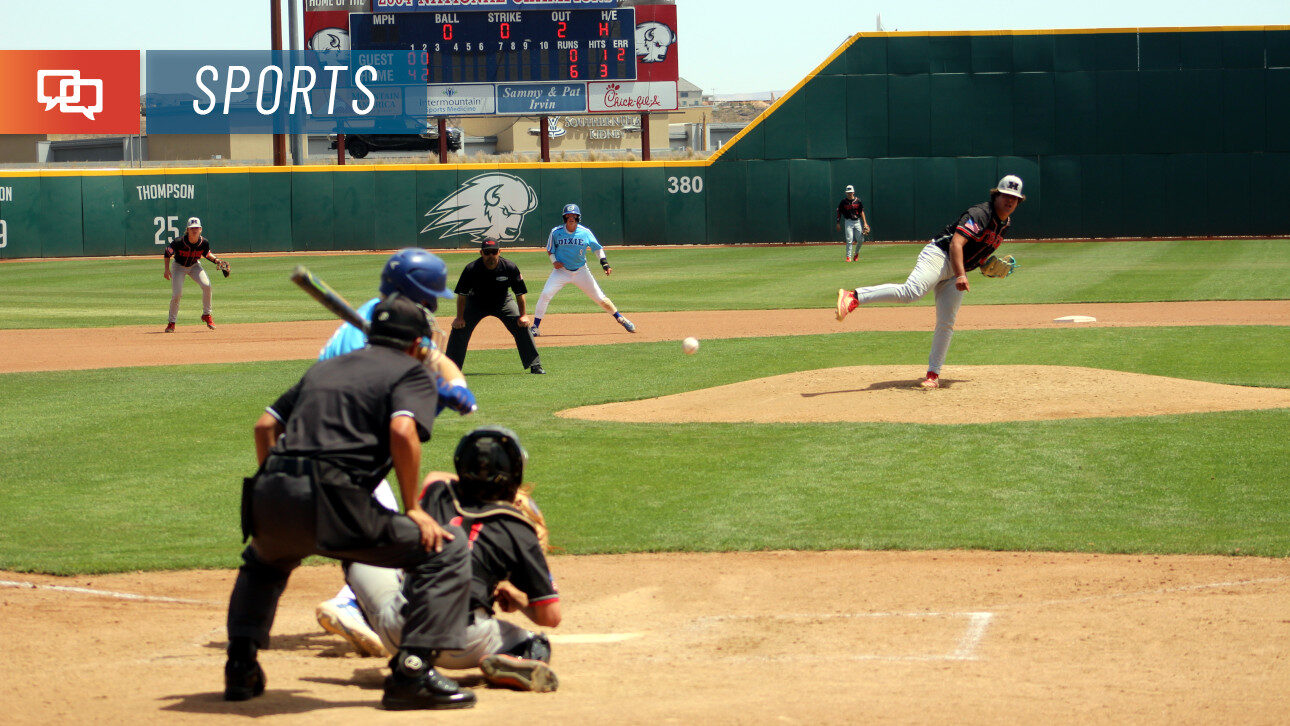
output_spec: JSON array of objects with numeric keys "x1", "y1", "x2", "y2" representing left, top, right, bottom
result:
[{"x1": 682, "y1": 337, "x2": 700, "y2": 355}]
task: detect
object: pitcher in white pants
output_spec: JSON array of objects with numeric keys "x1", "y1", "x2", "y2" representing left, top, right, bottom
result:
[{"x1": 835, "y1": 175, "x2": 1026, "y2": 388}]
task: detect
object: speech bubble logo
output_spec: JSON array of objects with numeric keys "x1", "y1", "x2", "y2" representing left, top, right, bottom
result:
[{"x1": 36, "y1": 69, "x2": 104, "y2": 121}]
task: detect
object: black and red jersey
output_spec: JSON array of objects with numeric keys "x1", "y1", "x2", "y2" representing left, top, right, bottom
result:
[
  {"x1": 420, "y1": 480, "x2": 559, "y2": 616},
  {"x1": 165, "y1": 234, "x2": 212, "y2": 267},
  {"x1": 933, "y1": 201, "x2": 1011, "y2": 271},
  {"x1": 836, "y1": 196, "x2": 864, "y2": 221}
]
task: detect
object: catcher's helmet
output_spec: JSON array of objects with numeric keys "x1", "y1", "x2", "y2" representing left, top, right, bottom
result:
[
  {"x1": 453, "y1": 426, "x2": 528, "y2": 501},
  {"x1": 380, "y1": 248, "x2": 455, "y2": 312},
  {"x1": 561, "y1": 203, "x2": 581, "y2": 220},
  {"x1": 991, "y1": 175, "x2": 1025, "y2": 200}
]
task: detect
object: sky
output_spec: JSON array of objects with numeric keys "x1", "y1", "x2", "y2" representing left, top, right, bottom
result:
[{"x1": 0, "y1": 0, "x2": 1285, "y2": 95}]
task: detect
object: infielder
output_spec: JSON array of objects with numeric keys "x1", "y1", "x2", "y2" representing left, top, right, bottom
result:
[
  {"x1": 836, "y1": 175, "x2": 1024, "y2": 389},
  {"x1": 162, "y1": 216, "x2": 228, "y2": 331},
  {"x1": 530, "y1": 204, "x2": 635, "y2": 336},
  {"x1": 345, "y1": 426, "x2": 562, "y2": 693},
  {"x1": 836, "y1": 185, "x2": 870, "y2": 262},
  {"x1": 311, "y1": 249, "x2": 478, "y2": 659}
]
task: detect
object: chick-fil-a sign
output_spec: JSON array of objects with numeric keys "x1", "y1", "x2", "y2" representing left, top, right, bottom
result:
[{"x1": 588, "y1": 81, "x2": 677, "y2": 112}]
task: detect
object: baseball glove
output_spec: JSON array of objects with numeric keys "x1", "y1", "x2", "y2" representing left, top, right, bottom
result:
[
  {"x1": 979, "y1": 254, "x2": 1018, "y2": 278},
  {"x1": 513, "y1": 486, "x2": 550, "y2": 553},
  {"x1": 216, "y1": 259, "x2": 230, "y2": 278}
]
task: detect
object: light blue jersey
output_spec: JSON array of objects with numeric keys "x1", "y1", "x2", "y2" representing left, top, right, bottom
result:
[
  {"x1": 546, "y1": 224, "x2": 603, "y2": 271},
  {"x1": 318, "y1": 298, "x2": 380, "y2": 360}
]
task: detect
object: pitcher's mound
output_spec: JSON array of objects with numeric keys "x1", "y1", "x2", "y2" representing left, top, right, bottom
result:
[{"x1": 558, "y1": 365, "x2": 1290, "y2": 424}]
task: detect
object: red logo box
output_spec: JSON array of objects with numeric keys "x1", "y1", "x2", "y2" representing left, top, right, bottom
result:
[{"x1": 0, "y1": 50, "x2": 140, "y2": 134}]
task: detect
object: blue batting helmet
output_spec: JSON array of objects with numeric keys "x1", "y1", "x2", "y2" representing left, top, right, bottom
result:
[
  {"x1": 379, "y1": 248, "x2": 455, "y2": 312},
  {"x1": 562, "y1": 203, "x2": 581, "y2": 220}
]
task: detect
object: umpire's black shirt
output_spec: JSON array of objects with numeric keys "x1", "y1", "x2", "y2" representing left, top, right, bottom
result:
[
  {"x1": 265, "y1": 345, "x2": 439, "y2": 489},
  {"x1": 453, "y1": 257, "x2": 528, "y2": 310},
  {"x1": 933, "y1": 200, "x2": 1012, "y2": 272}
]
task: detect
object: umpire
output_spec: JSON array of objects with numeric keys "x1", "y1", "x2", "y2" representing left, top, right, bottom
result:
[
  {"x1": 224, "y1": 294, "x2": 476, "y2": 711},
  {"x1": 446, "y1": 238, "x2": 545, "y2": 375}
]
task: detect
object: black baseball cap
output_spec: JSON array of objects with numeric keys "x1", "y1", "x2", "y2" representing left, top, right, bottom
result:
[
  {"x1": 369, "y1": 294, "x2": 431, "y2": 348},
  {"x1": 480, "y1": 238, "x2": 499, "y2": 251}
]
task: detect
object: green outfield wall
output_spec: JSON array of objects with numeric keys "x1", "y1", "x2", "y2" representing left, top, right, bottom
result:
[{"x1": 2, "y1": 27, "x2": 1286, "y2": 258}]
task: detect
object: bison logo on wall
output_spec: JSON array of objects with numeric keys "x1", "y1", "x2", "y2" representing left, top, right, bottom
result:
[
  {"x1": 635, "y1": 21, "x2": 676, "y2": 63},
  {"x1": 422, "y1": 173, "x2": 539, "y2": 243}
]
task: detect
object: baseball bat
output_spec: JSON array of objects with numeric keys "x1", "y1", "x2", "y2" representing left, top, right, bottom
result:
[{"x1": 290, "y1": 265, "x2": 370, "y2": 334}]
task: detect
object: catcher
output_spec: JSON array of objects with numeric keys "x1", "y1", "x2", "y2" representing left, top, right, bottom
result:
[
  {"x1": 162, "y1": 216, "x2": 230, "y2": 332},
  {"x1": 836, "y1": 175, "x2": 1024, "y2": 388},
  {"x1": 334, "y1": 426, "x2": 562, "y2": 692}
]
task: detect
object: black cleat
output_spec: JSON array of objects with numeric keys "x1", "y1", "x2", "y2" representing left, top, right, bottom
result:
[
  {"x1": 382, "y1": 654, "x2": 476, "y2": 711},
  {"x1": 530, "y1": 364, "x2": 546, "y2": 375},
  {"x1": 223, "y1": 659, "x2": 266, "y2": 701}
]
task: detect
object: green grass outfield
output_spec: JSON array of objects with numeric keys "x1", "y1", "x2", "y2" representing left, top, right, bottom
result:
[
  {"x1": 0, "y1": 241, "x2": 1287, "y2": 573},
  {"x1": 1, "y1": 239, "x2": 1288, "y2": 328}
]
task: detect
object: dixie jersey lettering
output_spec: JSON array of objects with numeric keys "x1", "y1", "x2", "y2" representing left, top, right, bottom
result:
[
  {"x1": 546, "y1": 224, "x2": 603, "y2": 271},
  {"x1": 166, "y1": 235, "x2": 211, "y2": 267},
  {"x1": 837, "y1": 197, "x2": 864, "y2": 221},
  {"x1": 933, "y1": 201, "x2": 1011, "y2": 272}
]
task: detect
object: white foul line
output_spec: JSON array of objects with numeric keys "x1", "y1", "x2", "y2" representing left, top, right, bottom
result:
[{"x1": 0, "y1": 579, "x2": 212, "y2": 605}]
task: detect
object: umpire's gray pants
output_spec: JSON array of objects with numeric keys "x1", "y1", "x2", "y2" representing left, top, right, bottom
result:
[
  {"x1": 169, "y1": 262, "x2": 211, "y2": 322},
  {"x1": 348, "y1": 562, "x2": 535, "y2": 668},
  {"x1": 851, "y1": 242, "x2": 964, "y2": 374}
]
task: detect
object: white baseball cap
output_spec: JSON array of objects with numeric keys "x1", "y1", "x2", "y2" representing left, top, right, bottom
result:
[
  {"x1": 186, "y1": 216, "x2": 202, "y2": 228},
  {"x1": 844, "y1": 185, "x2": 855, "y2": 193},
  {"x1": 992, "y1": 175, "x2": 1025, "y2": 199}
]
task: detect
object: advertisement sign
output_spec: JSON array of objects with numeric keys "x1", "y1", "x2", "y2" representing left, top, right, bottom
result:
[
  {"x1": 0, "y1": 50, "x2": 139, "y2": 134},
  {"x1": 587, "y1": 81, "x2": 676, "y2": 112},
  {"x1": 495, "y1": 82, "x2": 586, "y2": 115},
  {"x1": 415, "y1": 84, "x2": 496, "y2": 116},
  {"x1": 372, "y1": 0, "x2": 617, "y2": 10}
]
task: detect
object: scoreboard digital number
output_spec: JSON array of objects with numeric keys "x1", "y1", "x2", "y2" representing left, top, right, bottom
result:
[{"x1": 350, "y1": 9, "x2": 637, "y2": 84}]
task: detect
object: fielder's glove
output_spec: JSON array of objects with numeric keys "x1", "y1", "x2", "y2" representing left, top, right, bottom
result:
[
  {"x1": 216, "y1": 259, "x2": 231, "y2": 278},
  {"x1": 979, "y1": 254, "x2": 1018, "y2": 278}
]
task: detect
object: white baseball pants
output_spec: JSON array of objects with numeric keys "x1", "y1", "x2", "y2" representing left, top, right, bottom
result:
[
  {"x1": 533, "y1": 265, "x2": 609, "y2": 319},
  {"x1": 346, "y1": 561, "x2": 536, "y2": 668},
  {"x1": 169, "y1": 262, "x2": 212, "y2": 323},
  {"x1": 852, "y1": 241, "x2": 965, "y2": 374}
]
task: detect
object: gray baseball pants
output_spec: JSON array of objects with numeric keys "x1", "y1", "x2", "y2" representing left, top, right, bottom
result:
[
  {"x1": 851, "y1": 241, "x2": 965, "y2": 374},
  {"x1": 169, "y1": 262, "x2": 212, "y2": 323}
]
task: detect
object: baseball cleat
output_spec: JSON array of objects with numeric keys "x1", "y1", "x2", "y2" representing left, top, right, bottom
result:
[
  {"x1": 530, "y1": 364, "x2": 546, "y2": 375},
  {"x1": 919, "y1": 376, "x2": 940, "y2": 390},
  {"x1": 480, "y1": 654, "x2": 559, "y2": 693},
  {"x1": 835, "y1": 289, "x2": 859, "y2": 321},
  {"x1": 530, "y1": 325, "x2": 541, "y2": 337},
  {"x1": 382, "y1": 667, "x2": 477, "y2": 710},
  {"x1": 164, "y1": 322, "x2": 176, "y2": 333},
  {"x1": 202, "y1": 313, "x2": 215, "y2": 330},
  {"x1": 618, "y1": 316, "x2": 636, "y2": 333},
  {"x1": 317, "y1": 598, "x2": 389, "y2": 657}
]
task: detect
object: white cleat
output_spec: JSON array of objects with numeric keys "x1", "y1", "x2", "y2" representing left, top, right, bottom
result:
[{"x1": 316, "y1": 598, "x2": 389, "y2": 657}]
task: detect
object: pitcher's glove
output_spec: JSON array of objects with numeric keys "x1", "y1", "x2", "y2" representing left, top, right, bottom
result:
[
  {"x1": 513, "y1": 487, "x2": 550, "y2": 553},
  {"x1": 979, "y1": 254, "x2": 1018, "y2": 278},
  {"x1": 216, "y1": 259, "x2": 230, "y2": 278}
]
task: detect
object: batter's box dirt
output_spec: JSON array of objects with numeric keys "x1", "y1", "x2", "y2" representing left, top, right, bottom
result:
[{"x1": 682, "y1": 612, "x2": 993, "y2": 662}]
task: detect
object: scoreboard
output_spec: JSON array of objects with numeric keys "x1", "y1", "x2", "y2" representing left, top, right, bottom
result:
[{"x1": 350, "y1": 9, "x2": 637, "y2": 85}]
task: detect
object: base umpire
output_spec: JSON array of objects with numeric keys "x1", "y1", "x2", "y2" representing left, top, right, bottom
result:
[
  {"x1": 446, "y1": 238, "x2": 544, "y2": 375},
  {"x1": 224, "y1": 294, "x2": 476, "y2": 711}
]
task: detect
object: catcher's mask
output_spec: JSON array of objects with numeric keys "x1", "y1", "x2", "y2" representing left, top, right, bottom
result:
[{"x1": 453, "y1": 426, "x2": 528, "y2": 502}]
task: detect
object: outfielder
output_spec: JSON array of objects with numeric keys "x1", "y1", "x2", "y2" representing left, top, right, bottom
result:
[
  {"x1": 530, "y1": 204, "x2": 635, "y2": 336},
  {"x1": 162, "y1": 216, "x2": 229, "y2": 331},
  {"x1": 311, "y1": 249, "x2": 478, "y2": 659},
  {"x1": 836, "y1": 185, "x2": 870, "y2": 262},
  {"x1": 836, "y1": 175, "x2": 1024, "y2": 389},
  {"x1": 345, "y1": 426, "x2": 562, "y2": 692}
]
